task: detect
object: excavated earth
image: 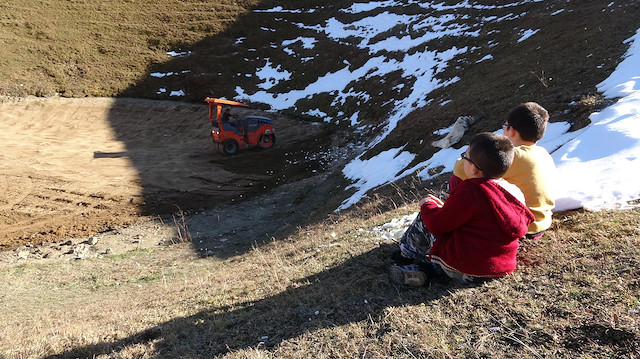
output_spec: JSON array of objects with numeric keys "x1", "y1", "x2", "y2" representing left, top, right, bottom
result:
[{"x1": 0, "y1": 96, "x2": 348, "y2": 263}]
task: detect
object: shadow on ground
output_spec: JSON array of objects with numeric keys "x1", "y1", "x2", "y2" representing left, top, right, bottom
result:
[
  {"x1": 45, "y1": 244, "x2": 467, "y2": 358},
  {"x1": 98, "y1": 0, "x2": 364, "y2": 260},
  {"x1": 103, "y1": 0, "x2": 640, "y2": 229}
]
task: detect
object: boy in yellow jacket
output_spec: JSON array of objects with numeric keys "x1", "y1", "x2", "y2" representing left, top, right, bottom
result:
[{"x1": 450, "y1": 102, "x2": 556, "y2": 238}]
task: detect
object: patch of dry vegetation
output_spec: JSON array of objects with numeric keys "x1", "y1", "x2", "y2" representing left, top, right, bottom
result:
[
  {"x1": 1, "y1": 1, "x2": 639, "y2": 357},
  {"x1": 1, "y1": 205, "x2": 638, "y2": 358},
  {"x1": 0, "y1": 0, "x2": 261, "y2": 98}
]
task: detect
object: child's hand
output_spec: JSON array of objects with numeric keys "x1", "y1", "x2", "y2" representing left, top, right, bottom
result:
[
  {"x1": 428, "y1": 194, "x2": 444, "y2": 207},
  {"x1": 420, "y1": 194, "x2": 444, "y2": 207}
]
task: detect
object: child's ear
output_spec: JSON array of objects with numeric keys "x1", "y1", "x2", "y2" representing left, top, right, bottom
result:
[
  {"x1": 504, "y1": 126, "x2": 522, "y2": 142},
  {"x1": 503, "y1": 125, "x2": 514, "y2": 136},
  {"x1": 467, "y1": 163, "x2": 484, "y2": 177}
]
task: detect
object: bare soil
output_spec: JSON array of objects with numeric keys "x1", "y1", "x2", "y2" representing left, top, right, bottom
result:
[{"x1": 0, "y1": 96, "x2": 339, "y2": 253}]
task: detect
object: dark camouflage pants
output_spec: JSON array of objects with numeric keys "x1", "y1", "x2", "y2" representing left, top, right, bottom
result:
[
  {"x1": 398, "y1": 213, "x2": 489, "y2": 284},
  {"x1": 398, "y1": 214, "x2": 437, "y2": 264}
]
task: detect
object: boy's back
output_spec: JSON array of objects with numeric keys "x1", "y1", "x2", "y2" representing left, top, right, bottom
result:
[
  {"x1": 506, "y1": 144, "x2": 556, "y2": 233},
  {"x1": 452, "y1": 144, "x2": 556, "y2": 233},
  {"x1": 424, "y1": 177, "x2": 533, "y2": 277}
]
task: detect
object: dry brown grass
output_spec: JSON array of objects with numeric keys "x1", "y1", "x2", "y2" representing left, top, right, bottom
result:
[
  {"x1": 1, "y1": 1, "x2": 639, "y2": 357},
  {"x1": 0, "y1": 0, "x2": 261, "y2": 98},
  {"x1": 1, "y1": 205, "x2": 638, "y2": 358}
]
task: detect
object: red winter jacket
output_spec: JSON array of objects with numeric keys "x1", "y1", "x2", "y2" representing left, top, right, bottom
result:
[{"x1": 422, "y1": 178, "x2": 534, "y2": 277}]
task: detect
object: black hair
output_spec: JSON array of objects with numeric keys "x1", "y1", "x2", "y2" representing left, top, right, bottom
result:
[
  {"x1": 507, "y1": 102, "x2": 549, "y2": 142},
  {"x1": 468, "y1": 132, "x2": 515, "y2": 179}
]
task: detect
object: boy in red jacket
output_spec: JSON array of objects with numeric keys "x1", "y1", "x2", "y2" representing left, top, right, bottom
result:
[{"x1": 391, "y1": 132, "x2": 535, "y2": 286}]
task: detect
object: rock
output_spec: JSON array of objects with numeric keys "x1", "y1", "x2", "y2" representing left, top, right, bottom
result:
[
  {"x1": 432, "y1": 116, "x2": 477, "y2": 149},
  {"x1": 17, "y1": 251, "x2": 29, "y2": 260},
  {"x1": 86, "y1": 237, "x2": 99, "y2": 245},
  {"x1": 129, "y1": 197, "x2": 145, "y2": 205}
]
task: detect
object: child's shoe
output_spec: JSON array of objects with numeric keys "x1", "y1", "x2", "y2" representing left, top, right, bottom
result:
[
  {"x1": 390, "y1": 250, "x2": 415, "y2": 266},
  {"x1": 389, "y1": 264, "x2": 427, "y2": 287}
]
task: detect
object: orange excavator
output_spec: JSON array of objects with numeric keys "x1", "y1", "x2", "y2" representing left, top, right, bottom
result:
[{"x1": 205, "y1": 98, "x2": 275, "y2": 155}]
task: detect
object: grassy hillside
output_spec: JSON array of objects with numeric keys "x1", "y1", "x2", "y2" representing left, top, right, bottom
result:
[
  {"x1": 1, "y1": 0, "x2": 639, "y2": 357},
  {"x1": 2, "y1": 1, "x2": 640, "y2": 168},
  {"x1": 1, "y1": 204, "x2": 638, "y2": 358},
  {"x1": 0, "y1": 0, "x2": 261, "y2": 97}
]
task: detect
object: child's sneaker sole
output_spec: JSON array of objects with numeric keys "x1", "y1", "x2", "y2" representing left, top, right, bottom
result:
[{"x1": 389, "y1": 265, "x2": 427, "y2": 287}]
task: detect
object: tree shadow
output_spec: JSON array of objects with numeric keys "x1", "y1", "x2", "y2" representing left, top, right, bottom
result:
[{"x1": 45, "y1": 244, "x2": 477, "y2": 358}]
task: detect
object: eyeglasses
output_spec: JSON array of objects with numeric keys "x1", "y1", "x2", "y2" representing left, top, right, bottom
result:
[
  {"x1": 502, "y1": 122, "x2": 511, "y2": 129},
  {"x1": 461, "y1": 151, "x2": 483, "y2": 171}
]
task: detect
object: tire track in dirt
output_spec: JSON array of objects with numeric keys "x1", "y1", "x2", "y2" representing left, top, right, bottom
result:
[
  {"x1": 0, "y1": 173, "x2": 138, "y2": 248},
  {"x1": 0, "y1": 96, "x2": 331, "y2": 250},
  {"x1": 0, "y1": 174, "x2": 33, "y2": 211}
]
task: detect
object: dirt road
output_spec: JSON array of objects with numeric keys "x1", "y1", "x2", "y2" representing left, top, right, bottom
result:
[{"x1": 0, "y1": 96, "x2": 331, "y2": 251}]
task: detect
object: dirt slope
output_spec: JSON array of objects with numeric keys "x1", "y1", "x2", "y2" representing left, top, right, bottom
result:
[{"x1": 0, "y1": 96, "x2": 331, "y2": 250}]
